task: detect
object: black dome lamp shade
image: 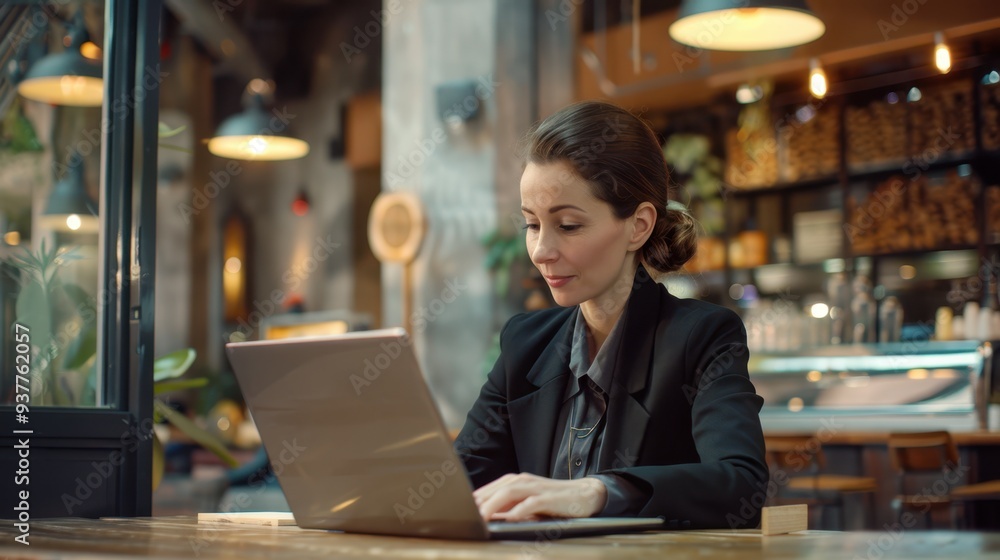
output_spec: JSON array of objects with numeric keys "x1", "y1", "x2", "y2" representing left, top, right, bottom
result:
[
  {"x1": 42, "y1": 154, "x2": 99, "y2": 233},
  {"x1": 17, "y1": 11, "x2": 103, "y2": 107},
  {"x1": 207, "y1": 92, "x2": 309, "y2": 161},
  {"x1": 669, "y1": 0, "x2": 825, "y2": 51}
]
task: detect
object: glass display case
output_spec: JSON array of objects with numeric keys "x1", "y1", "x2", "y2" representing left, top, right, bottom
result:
[{"x1": 750, "y1": 340, "x2": 996, "y2": 431}]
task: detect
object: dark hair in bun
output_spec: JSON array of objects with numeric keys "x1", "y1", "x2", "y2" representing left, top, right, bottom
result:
[{"x1": 521, "y1": 100, "x2": 697, "y2": 274}]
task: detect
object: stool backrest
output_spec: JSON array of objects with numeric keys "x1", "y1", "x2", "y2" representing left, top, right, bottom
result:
[
  {"x1": 887, "y1": 431, "x2": 960, "y2": 474},
  {"x1": 765, "y1": 435, "x2": 827, "y2": 474}
]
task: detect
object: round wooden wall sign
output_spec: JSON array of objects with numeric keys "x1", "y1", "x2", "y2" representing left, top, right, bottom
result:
[{"x1": 368, "y1": 192, "x2": 426, "y2": 263}]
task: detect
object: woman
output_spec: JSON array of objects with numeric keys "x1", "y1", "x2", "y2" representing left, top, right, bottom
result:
[{"x1": 453, "y1": 101, "x2": 768, "y2": 529}]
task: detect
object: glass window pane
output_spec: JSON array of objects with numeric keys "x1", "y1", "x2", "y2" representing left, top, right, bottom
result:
[{"x1": 1, "y1": 1, "x2": 106, "y2": 408}]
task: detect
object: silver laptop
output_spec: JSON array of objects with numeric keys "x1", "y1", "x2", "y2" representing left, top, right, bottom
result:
[{"x1": 226, "y1": 328, "x2": 663, "y2": 540}]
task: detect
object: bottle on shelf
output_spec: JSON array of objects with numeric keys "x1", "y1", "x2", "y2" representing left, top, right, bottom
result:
[
  {"x1": 851, "y1": 276, "x2": 877, "y2": 343},
  {"x1": 964, "y1": 301, "x2": 980, "y2": 341},
  {"x1": 952, "y1": 311, "x2": 966, "y2": 340},
  {"x1": 935, "y1": 306, "x2": 954, "y2": 341},
  {"x1": 879, "y1": 296, "x2": 903, "y2": 343},
  {"x1": 826, "y1": 272, "x2": 851, "y2": 344},
  {"x1": 743, "y1": 297, "x2": 805, "y2": 353},
  {"x1": 772, "y1": 235, "x2": 792, "y2": 264},
  {"x1": 979, "y1": 261, "x2": 1000, "y2": 339}
]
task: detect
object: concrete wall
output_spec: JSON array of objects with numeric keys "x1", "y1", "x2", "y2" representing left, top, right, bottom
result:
[
  {"x1": 154, "y1": 109, "x2": 193, "y2": 358},
  {"x1": 382, "y1": 0, "x2": 500, "y2": 428}
]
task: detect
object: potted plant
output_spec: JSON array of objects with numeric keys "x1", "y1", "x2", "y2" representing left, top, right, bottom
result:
[{"x1": 3, "y1": 242, "x2": 236, "y2": 490}]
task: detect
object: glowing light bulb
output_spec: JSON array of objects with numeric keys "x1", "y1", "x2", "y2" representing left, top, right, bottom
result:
[
  {"x1": 735, "y1": 84, "x2": 762, "y2": 104},
  {"x1": 934, "y1": 32, "x2": 951, "y2": 73},
  {"x1": 247, "y1": 136, "x2": 268, "y2": 155},
  {"x1": 80, "y1": 41, "x2": 102, "y2": 60},
  {"x1": 733, "y1": 8, "x2": 763, "y2": 25},
  {"x1": 66, "y1": 214, "x2": 82, "y2": 231},
  {"x1": 248, "y1": 78, "x2": 270, "y2": 94},
  {"x1": 810, "y1": 303, "x2": 830, "y2": 319},
  {"x1": 224, "y1": 256, "x2": 242, "y2": 274},
  {"x1": 787, "y1": 398, "x2": 804, "y2": 412},
  {"x1": 60, "y1": 75, "x2": 86, "y2": 97},
  {"x1": 808, "y1": 59, "x2": 827, "y2": 99}
]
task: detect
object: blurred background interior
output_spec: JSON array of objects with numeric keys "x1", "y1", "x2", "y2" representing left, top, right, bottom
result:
[{"x1": 1, "y1": 0, "x2": 1000, "y2": 531}]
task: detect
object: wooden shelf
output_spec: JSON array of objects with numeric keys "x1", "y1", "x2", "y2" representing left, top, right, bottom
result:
[
  {"x1": 846, "y1": 151, "x2": 978, "y2": 182},
  {"x1": 729, "y1": 151, "x2": 985, "y2": 197},
  {"x1": 849, "y1": 246, "x2": 980, "y2": 260},
  {"x1": 729, "y1": 175, "x2": 839, "y2": 197}
]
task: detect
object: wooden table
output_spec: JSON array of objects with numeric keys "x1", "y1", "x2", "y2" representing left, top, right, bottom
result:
[{"x1": 1, "y1": 517, "x2": 999, "y2": 559}]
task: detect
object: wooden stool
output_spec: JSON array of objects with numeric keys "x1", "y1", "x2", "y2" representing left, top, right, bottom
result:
[
  {"x1": 765, "y1": 435, "x2": 877, "y2": 530},
  {"x1": 951, "y1": 480, "x2": 1000, "y2": 528},
  {"x1": 889, "y1": 431, "x2": 1000, "y2": 529},
  {"x1": 887, "y1": 431, "x2": 958, "y2": 528}
]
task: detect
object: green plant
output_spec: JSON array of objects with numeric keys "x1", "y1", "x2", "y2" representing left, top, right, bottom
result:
[
  {"x1": 481, "y1": 229, "x2": 528, "y2": 297},
  {"x1": 3, "y1": 244, "x2": 236, "y2": 479},
  {"x1": 0, "y1": 98, "x2": 43, "y2": 154},
  {"x1": 152, "y1": 349, "x2": 238, "y2": 489},
  {"x1": 3, "y1": 240, "x2": 88, "y2": 405},
  {"x1": 480, "y1": 228, "x2": 532, "y2": 376},
  {"x1": 156, "y1": 122, "x2": 190, "y2": 153},
  {"x1": 663, "y1": 134, "x2": 725, "y2": 236}
]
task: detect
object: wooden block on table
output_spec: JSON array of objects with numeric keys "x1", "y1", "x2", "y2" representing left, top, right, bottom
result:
[
  {"x1": 197, "y1": 512, "x2": 296, "y2": 527},
  {"x1": 761, "y1": 504, "x2": 808, "y2": 536}
]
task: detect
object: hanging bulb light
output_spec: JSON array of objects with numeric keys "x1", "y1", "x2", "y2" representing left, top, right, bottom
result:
[
  {"x1": 79, "y1": 41, "x2": 102, "y2": 61},
  {"x1": 808, "y1": 58, "x2": 827, "y2": 99},
  {"x1": 42, "y1": 152, "x2": 99, "y2": 233},
  {"x1": 207, "y1": 80, "x2": 309, "y2": 161},
  {"x1": 291, "y1": 187, "x2": 310, "y2": 216},
  {"x1": 669, "y1": 0, "x2": 825, "y2": 51},
  {"x1": 934, "y1": 32, "x2": 951, "y2": 74},
  {"x1": 17, "y1": 11, "x2": 103, "y2": 107},
  {"x1": 735, "y1": 83, "x2": 763, "y2": 104},
  {"x1": 3, "y1": 227, "x2": 21, "y2": 246}
]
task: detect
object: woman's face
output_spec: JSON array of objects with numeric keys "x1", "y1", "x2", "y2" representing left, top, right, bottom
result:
[{"x1": 520, "y1": 160, "x2": 641, "y2": 310}]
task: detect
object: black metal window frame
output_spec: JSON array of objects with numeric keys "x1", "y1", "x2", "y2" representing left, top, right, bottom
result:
[{"x1": 101, "y1": 0, "x2": 160, "y2": 516}]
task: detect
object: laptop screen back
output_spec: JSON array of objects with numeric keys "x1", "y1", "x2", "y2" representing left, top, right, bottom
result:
[{"x1": 226, "y1": 329, "x2": 489, "y2": 539}]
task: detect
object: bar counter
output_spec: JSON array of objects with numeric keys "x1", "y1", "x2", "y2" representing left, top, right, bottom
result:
[
  {"x1": 765, "y1": 430, "x2": 1000, "y2": 446},
  {"x1": 1, "y1": 517, "x2": 999, "y2": 559}
]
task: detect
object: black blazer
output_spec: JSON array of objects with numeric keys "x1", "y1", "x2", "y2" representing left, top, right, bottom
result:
[{"x1": 454, "y1": 266, "x2": 769, "y2": 529}]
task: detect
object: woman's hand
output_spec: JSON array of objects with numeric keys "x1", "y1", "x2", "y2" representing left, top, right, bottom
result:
[{"x1": 473, "y1": 473, "x2": 607, "y2": 522}]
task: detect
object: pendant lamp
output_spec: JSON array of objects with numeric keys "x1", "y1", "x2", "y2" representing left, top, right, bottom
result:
[
  {"x1": 207, "y1": 92, "x2": 309, "y2": 161},
  {"x1": 42, "y1": 154, "x2": 99, "y2": 233},
  {"x1": 17, "y1": 11, "x2": 103, "y2": 107},
  {"x1": 669, "y1": 0, "x2": 825, "y2": 52}
]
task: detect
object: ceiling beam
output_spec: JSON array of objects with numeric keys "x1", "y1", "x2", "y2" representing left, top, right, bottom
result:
[{"x1": 164, "y1": 0, "x2": 269, "y2": 83}]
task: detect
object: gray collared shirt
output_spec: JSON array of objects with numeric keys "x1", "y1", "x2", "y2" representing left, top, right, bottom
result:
[{"x1": 549, "y1": 306, "x2": 648, "y2": 515}]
